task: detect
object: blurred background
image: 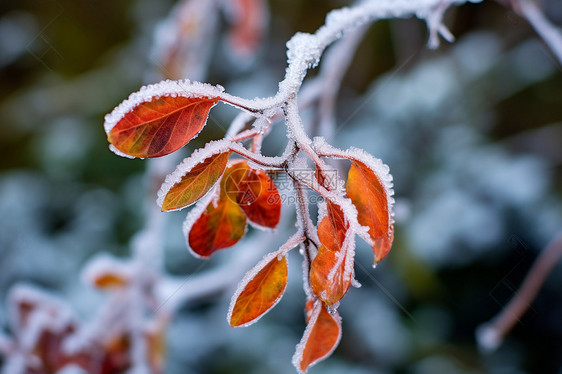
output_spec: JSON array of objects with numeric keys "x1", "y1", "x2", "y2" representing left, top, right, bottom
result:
[{"x1": 1, "y1": 0, "x2": 562, "y2": 373}]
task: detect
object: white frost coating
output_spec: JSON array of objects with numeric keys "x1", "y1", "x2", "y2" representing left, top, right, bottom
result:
[
  {"x1": 56, "y1": 364, "x2": 89, "y2": 374},
  {"x1": 80, "y1": 253, "x2": 132, "y2": 287},
  {"x1": 317, "y1": 200, "x2": 328, "y2": 226},
  {"x1": 252, "y1": 116, "x2": 271, "y2": 134},
  {"x1": 291, "y1": 300, "x2": 342, "y2": 374},
  {"x1": 227, "y1": 250, "x2": 289, "y2": 328},
  {"x1": 351, "y1": 278, "x2": 361, "y2": 288},
  {"x1": 109, "y1": 144, "x2": 136, "y2": 159},
  {"x1": 312, "y1": 137, "x2": 395, "y2": 228},
  {"x1": 274, "y1": 0, "x2": 473, "y2": 104},
  {"x1": 103, "y1": 79, "x2": 225, "y2": 134},
  {"x1": 106, "y1": 0, "x2": 475, "y2": 131},
  {"x1": 423, "y1": 0, "x2": 456, "y2": 49},
  {"x1": 156, "y1": 139, "x2": 232, "y2": 209},
  {"x1": 229, "y1": 141, "x2": 286, "y2": 168},
  {"x1": 182, "y1": 185, "x2": 222, "y2": 259}
]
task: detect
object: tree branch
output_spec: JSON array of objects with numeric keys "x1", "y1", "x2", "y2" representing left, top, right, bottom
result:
[
  {"x1": 516, "y1": 0, "x2": 562, "y2": 65},
  {"x1": 476, "y1": 232, "x2": 562, "y2": 351}
]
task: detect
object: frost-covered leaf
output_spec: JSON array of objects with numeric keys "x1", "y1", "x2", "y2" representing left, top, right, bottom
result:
[
  {"x1": 187, "y1": 195, "x2": 247, "y2": 258},
  {"x1": 346, "y1": 161, "x2": 393, "y2": 263},
  {"x1": 373, "y1": 224, "x2": 394, "y2": 263},
  {"x1": 228, "y1": 252, "x2": 288, "y2": 327},
  {"x1": 310, "y1": 244, "x2": 351, "y2": 306},
  {"x1": 104, "y1": 81, "x2": 225, "y2": 158},
  {"x1": 292, "y1": 300, "x2": 342, "y2": 374},
  {"x1": 82, "y1": 254, "x2": 131, "y2": 290},
  {"x1": 223, "y1": 161, "x2": 281, "y2": 228},
  {"x1": 161, "y1": 151, "x2": 231, "y2": 211},
  {"x1": 107, "y1": 95, "x2": 218, "y2": 158},
  {"x1": 310, "y1": 202, "x2": 352, "y2": 305},
  {"x1": 317, "y1": 201, "x2": 347, "y2": 253}
]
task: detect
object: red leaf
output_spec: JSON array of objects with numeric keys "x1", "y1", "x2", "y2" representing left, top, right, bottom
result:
[
  {"x1": 223, "y1": 161, "x2": 281, "y2": 228},
  {"x1": 229, "y1": 253, "x2": 288, "y2": 327},
  {"x1": 162, "y1": 151, "x2": 231, "y2": 211},
  {"x1": 310, "y1": 202, "x2": 352, "y2": 305},
  {"x1": 107, "y1": 95, "x2": 219, "y2": 158},
  {"x1": 187, "y1": 195, "x2": 247, "y2": 258},
  {"x1": 346, "y1": 161, "x2": 393, "y2": 264},
  {"x1": 293, "y1": 301, "x2": 341, "y2": 374}
]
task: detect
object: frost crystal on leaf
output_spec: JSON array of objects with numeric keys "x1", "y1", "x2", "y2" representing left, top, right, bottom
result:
[
  {"x1": 96, "y1": 0, "x2": 499, "y2": 371},
  {"x1": 103, "y1": 80, "x2": 225, "y2": 134},
  {"x1": 157, "y1": 139, "x2": 232, "y2": 208},
  {"x1": 227, "y1": 249, "x2": 289, "y2": 327}
]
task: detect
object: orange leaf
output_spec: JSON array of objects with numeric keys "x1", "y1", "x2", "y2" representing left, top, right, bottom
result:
[
  {"x1": 310, "y1": 245, "x2": 351, "y2": 306},
  {"x1": 92, "y1": 273, "x2": 130, "y2": 289},
  {"x1": 317, "y1": 201, "x2": 347, "y2": 252},
  {"x1": 82, "y1": 255, "x2": 131, "y2": 290},
  {"x1": 107, "y1": 95, "x2": 219, "y2": 158},
  {"x1": 187, "y1": 195, "x2": 247, "y2": 258},
  {"x1": 373, "y1": 224, "x2": 394, "y2": 263},
  {"x1": 223, "y1": 161, "x2": 281, "y2": 228},
  {"x1": 310, "y1": 202, "x2": 352, "y2": 305},
  {"x1": 293, "y1": 301, "x2": 341, "y2": 374},
  {"x1": 229, "y1": 253, "x2": 288, "y2": 327},
  {"x1": 162, "y1": 151, "x2": 231, "y2": 211},
  {"x1": 346, "y1": 161, "x2": 393, "y2": 264}
]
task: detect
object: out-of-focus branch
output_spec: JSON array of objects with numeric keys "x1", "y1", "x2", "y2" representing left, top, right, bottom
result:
[
  {"x1": 157, "y1": 242, "x2": 265, "y2": 313},
  {"x1": 310, "y1": 25, "x2": 368, "y2": 138},
  {"x1": 515, "y1": 0, "x2": 562, "y2": 64},
  {"x1": 477, "y1": 232, "x2": 562, "y2": 351}
]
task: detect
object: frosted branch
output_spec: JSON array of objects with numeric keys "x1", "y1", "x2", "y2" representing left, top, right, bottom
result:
[
  {"x1": 516, "y1": 0, "x2": 562, "y2": 64},
  {"x1": 208, "y1": 0, "x2": 475, "y2": 114}
]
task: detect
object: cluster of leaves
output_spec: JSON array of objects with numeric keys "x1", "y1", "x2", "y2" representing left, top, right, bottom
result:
[
  {"x1": 104, "y1": 75, "x2": 394, "y2": 372},
  {"x1": 2, "y1": 268, "x2": 166, "y2": 374}
]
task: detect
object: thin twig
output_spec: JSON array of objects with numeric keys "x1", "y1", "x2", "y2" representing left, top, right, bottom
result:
[{"x1": 477, "y1": 232, "x2": 562, "y2": 351}]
